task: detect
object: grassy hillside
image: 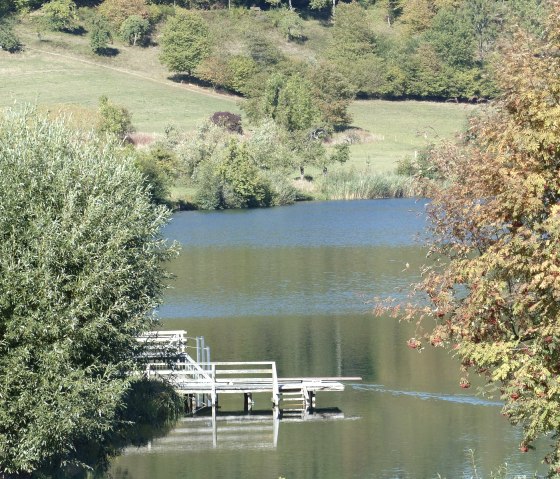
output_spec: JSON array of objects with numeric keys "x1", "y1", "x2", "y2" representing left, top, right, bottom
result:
[
  {"x1": 1, "y1": 48, "x2": 238, "y2": 133},
  {"x1": 1, "y1": 15, "x2": 473, "y2": 172}
]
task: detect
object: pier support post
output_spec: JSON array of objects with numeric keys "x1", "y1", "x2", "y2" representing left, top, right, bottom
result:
[
  {"x1": 308, "y1": 391, "x2": 316, "y2": 410},
  {"x1": 185, "y1": 394, "x2": 197, "y2": 414},
  {"x1": 243, "y1": 393, "x2": 253, "y2": 412}
]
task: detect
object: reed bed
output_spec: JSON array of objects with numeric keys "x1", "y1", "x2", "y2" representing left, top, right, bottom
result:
[{"x1": 316, "y1": 169, "x2": 420, "y2": 200}]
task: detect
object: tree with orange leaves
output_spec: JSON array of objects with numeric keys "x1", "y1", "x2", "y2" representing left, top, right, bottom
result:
[{"x1": 396, "y1": 1, "x2": 560, "y2": 473}]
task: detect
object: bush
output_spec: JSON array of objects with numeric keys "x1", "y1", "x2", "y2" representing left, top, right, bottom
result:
[
  {"x1": 39, "y1": 0, "x2": 78, "y2": 31},
  {"x1": 0, "y1": 22, "x2": 22, "y2": 53},
  {"x1": 194, "y1": 139, "x2": 273, "y2": 209},
  {"x1": 395, "y1": 145, "x2": 440, "y2": 180},
  {"x1": 135, "y1": 144, "x2": 179, "y2": 205},
  {"x1": 97, "y1": 95, "x2": 134, "y2": 140},
  {"x1": 264, "y1": 170, "x2": 298, "y2": 206},
  {"x1": 225, "y1": 54, "x2": 257, "y2": 94},
  {"x1": 210, "y1": 111, "x2": 243, "y2": 134},
  {"x1": 120, "y1": 378, "x2": 183, "y2": 427},
  {"x1": 195, "y1": 53, "x2": 257, "y2": 95},
  {"x1": 90, "y1": 16, "x2": 112, "y2": 54},
  {"x1": 98, "y1": 0, "x2": 149, "y2": 29},
  {"x1": 119, "y1": 14, "x2": 150, "y2": 46}
]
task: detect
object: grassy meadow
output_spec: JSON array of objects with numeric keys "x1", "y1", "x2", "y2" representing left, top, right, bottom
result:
[
  {"x1": 1, "y1": 24, "x2": 473, "y2": 183},
  {"x1": 1, "y1": 38, "x2": 238, "y2": 132}
]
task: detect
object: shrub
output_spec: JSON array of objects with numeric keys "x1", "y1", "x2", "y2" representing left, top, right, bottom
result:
[
  {"x1": 98, "y1": 0, "x2": 149, "y2": 29},
  {"x1": 119, "y1": 14, "x2": 150, "y2": 46},
  {"x1": 39, "y1": 0, "x2": 78, "y2": 31},
  {"x1": 264, "y1": 171, "x2": 298, "y2": 206},
  {"x1": 97, "y1": 95, "x2": 134, "y2": 140},
  {"x1": 0, "y1": 22, "x2": 22, "y2": 53},
  {"x1": 135, "y1": 144, "x2": 179, "y2": 205},
  {"x1": 194, "y1": 139, "x2": 273, "y2": 209},
  {"x1": 210, "y1": 111, "x2": 243, "y2": 134},
  {"x1": 195, "y1": 53, "x2": 257, "y2": 95},
  {"x1": 90, "y1": 16, "x2": 112, "y2": 54}
]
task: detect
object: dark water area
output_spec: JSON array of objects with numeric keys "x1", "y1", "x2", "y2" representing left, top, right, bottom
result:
[{"x1": 110, "y1": 199, "x2": 546, "y2": 479}]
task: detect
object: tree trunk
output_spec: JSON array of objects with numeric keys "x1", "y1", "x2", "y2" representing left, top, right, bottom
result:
[{"x1": 300, "y1": 166, "x2": 305, "y2": 181}]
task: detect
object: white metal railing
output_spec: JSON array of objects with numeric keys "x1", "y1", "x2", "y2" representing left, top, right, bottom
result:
[{"x1": 137, "y1": 332, "x2": 281, "y2": 406}]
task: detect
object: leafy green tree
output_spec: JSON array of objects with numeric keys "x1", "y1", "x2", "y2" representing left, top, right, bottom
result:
[
  {"x1": 194, "y1": 139, "x2": 272, "y2": 209},
  {"x1": 98, "y1": 0, "x2": 149, "y2": 29},
  {"x1": 195, "y1": 53, "x2": 257, "y2": 95},
  {"x1": 12, "y1": 0, "x2": 46, "y2": 11},
  {"x1": 424, "y1": 5, "x2": 476, "y2": 68},
  {"x1": 216, "y1": 140, "x2": 272, "y2": 208},
  {"x1": 400, "y1": 0, "x2": 435, "y2": 33},
  {"x1": 502, "y1": 0, "x2": 547, "y2": 37},
  {"x1": 97, "y1": 95, "x2": 134, "y2": 140},
  {"x1": 330, "y1": 2, "x2": 376, "y2": 60},
  {"x1": 309, "y1": 62, "x2": 354, "y2": 129},
  {"x1": 119, "y1": 15, "x2": 150, "y2": 46},
  {"x1": 464, "y1": 0, "x2": 499, "y2": 62},
  {"x1": 394, "y1": 4, "x2": 560, "y2": 474},
  {"x1": 159, "y1": 11, "x2": 211, "y2": 75},
  {"x1": 39, "y1": 0, "x2": 78, "y2": 31},
  {"x1": 308, "y1": 0, "x2": 337, "y2": 16},
  {"x1": 90, "y1": 15, "x2": 112, "y2": 54},
  {"x1": 246, "y1": 73, "x2": 320, "y2": 133},
  {"x1": 135, "y1": 144, "x2": 178, "y2": 205},
  {"x1": 326, "y1": 2, "x2": 384, "y2": 96},
  {"x1": 0, "y1": 108, "x2": 174, "y2": 476},
  {"x1": 380, "y1": 0, "x2": 403, "y2": 26},
  {"x1": 277, "y1": 8, "x2": 304, "y2": 41}
]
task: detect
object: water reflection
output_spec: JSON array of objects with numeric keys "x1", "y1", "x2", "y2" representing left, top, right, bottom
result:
[{"x1": 119, "y1": 408, "x2": 350, "y2": 455}]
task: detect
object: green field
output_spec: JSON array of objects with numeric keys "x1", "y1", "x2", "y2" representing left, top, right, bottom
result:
[
  {"x1": 0, "y1": 48, "x2": 239, "y2": 133},
  {"x1": 0, "y1": 40, "x2": 473, "y2": 172},
  {"x1": 347, "y1": 100, "x2": 473, "y2": 171}
]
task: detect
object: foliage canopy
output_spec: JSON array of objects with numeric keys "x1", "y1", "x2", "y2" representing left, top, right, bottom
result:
[
  {"x1": 396, "y1": 2, "x2": 560, "y2": 473},
  {"x1": 0, "y1": 109, "x2": 175, "y2": 475},
  {"x1": 159, "y1": 11, "x2": 211, "y2": 75}
]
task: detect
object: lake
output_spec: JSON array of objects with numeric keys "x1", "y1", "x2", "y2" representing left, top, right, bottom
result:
[{"x1": 110, "y1": 199, "x2": 546, "y2": 479}]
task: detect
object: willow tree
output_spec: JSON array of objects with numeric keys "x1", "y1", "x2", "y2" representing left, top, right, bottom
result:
[
  {"x1": 396, "y1": 2, "x2": 560, "y2": 473},
  {"x1": 0, "y1": 109, "x2": 175, "y2": 475}
]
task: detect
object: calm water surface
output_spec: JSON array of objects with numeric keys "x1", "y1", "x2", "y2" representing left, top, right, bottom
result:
[{"x1": 110, "y1": 199, "x2": 546, "y2": 479}]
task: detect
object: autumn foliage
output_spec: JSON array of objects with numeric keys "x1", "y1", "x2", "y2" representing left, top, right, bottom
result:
[{"x1": 396, "y1": 1, "x2": 560, "y2": 473}]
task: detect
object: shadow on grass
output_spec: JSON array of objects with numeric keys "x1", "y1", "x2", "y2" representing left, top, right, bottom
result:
[
  {"x1": 94, "y1": 46, "x2": 119, "y2": 57},
  {"x1": 167, "y1": 73, "x2": 243, "y2": 97},
  {"x1": 63, "y1": 25, "x2": 87, "y2": 36}
]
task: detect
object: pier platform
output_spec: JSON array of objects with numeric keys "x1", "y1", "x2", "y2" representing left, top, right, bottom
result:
[{"x1": 138, "y1": 330, "x2": 360, "y2": 413}]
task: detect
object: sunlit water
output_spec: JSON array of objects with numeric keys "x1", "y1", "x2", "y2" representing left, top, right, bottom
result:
[{"x1": 110, "y1": 199, "x2": 546, "y2": 479}]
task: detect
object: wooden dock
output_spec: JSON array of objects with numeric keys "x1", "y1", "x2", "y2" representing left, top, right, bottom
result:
[{"x1": 138, "y1": 330, "x2": 360, "y2": 413}]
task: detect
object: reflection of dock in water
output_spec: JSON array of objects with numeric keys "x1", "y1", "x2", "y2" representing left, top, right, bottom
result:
[
  {"x1": 138, "y1": 330, "x2": 360, "y2": 414},
  {"x1": 123, "y1": 408, "x2": 347, "y2": 453}
]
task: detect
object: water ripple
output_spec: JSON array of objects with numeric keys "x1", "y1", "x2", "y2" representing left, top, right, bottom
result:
[{"x1": 352, "y1": 383, "x2": 503, "y2": 407}]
